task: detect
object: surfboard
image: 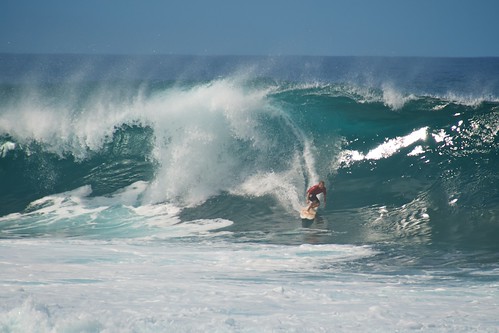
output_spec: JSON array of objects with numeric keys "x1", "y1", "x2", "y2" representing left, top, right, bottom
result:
[{"x1": 300, "y1": 207, "x2": 317, "y2": 220}]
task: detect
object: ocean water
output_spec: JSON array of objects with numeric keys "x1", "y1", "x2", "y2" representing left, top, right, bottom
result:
[{"x1": 0, "y1": 54, "x2": 498, "y2": 332}]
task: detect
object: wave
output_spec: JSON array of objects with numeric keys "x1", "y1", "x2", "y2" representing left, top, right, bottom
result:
[
  {"x1": 0, "y1": 78, "x2": 318, "y2": 212},
  {"x1": 0, "y1": 68, "x2": 498, "y2": 247}
]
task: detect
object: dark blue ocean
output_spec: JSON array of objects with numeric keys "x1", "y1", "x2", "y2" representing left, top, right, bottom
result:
[{"x1": 0, "y1": 54, "x2": 498, "y2": 332}]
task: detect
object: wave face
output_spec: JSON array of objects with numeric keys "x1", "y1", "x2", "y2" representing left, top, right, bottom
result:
[{"x1": 0, "y1": 55, "x2": 498, "y2": 249}]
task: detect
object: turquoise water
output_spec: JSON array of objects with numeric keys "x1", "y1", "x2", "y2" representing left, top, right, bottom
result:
[{"x1": 0, "y1": 55, "x2": 498, "y2": 332}]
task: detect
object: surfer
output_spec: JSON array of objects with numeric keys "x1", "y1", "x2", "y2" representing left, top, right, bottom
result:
[{"x1": 306, "y1": 181, "x2": 327, "y2": 212}]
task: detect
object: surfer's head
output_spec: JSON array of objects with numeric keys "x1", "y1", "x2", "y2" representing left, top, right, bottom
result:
[{"x1": 318, "y1": 181, "x2": 325, "y2": 188}]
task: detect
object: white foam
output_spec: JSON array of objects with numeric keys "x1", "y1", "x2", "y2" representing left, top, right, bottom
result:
[
  {"x1": 432, "y1": 129, "x2": 455, "y2": 147},
  {"x1": 407, "y1": 145, "x2": 425, "y2": 156},
  {"x1": 0, "y1": 141, "x2": 16, "y2": 157},
  {"x1": 0, "y1": 180, "x2": 240, "y2": 240},
  {"x1": 140, "y1": 79, "x2": 270, "y2": 206},
  {"x1": 1, "y1": 239, "x2": 497, "y2": 332},
  {"x1": 339, "y1": 127, "x2": 428, "y2": 166},
  {"x1": 232, "y1": 152, "x2": 311, "y2": 212},
  {"x1": 158, "y1": 218, "x2": 234, "y2": 239}
]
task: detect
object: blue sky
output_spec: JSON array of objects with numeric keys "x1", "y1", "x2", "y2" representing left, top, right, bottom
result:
[{"x1": 2, "y1": 0, "x2": 499, "y2": 56}]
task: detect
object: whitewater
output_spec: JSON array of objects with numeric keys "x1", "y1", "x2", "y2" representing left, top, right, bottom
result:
[{"x1": 0, "y1": 55, "x2": 498, "y2": 332}]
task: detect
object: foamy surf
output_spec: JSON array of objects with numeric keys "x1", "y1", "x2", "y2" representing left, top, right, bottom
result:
[{"x1": 1, "y1": 239, "x2": 497, "y2": 332}]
